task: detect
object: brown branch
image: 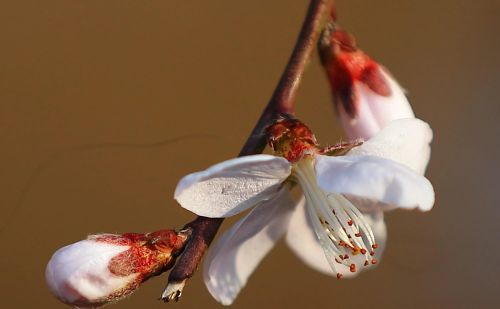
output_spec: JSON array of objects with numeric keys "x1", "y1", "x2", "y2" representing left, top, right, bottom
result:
[{"x1": 162, "y1": 0, "x2": 332, "y2": 302}]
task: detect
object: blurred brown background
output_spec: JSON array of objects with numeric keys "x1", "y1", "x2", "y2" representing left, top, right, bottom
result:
[{"x1": 1, "y1": 0, "x2": 499, "y2": 308}]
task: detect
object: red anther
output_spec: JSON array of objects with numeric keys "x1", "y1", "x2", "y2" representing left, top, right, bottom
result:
[
  {"x1": 355, "y1": 233, "x2": 362, "y2": 237},
  {"x1": 372, "y1": 244, "x2": 379, "y2": 249},
  {"x1": 371, "y1": 259, "x2": 377, "y2": 265},
  {"x1": 370, "y1": 251, "x2": 375, "y2": 256},
  {"x1": 364, "y1": 260, "x2": 369, "y2": 266},
  {"x1": 349, "y1": 264, "x2": 356, "y2": 272},
  {"x1": 360, "y1": 248, "x2": 367, "y2": 255},
  {"x1": 343, "y1": 254, "x2": 349, "y2": 260},
  {"x1": 347, "y1": 219, "x2": 353, "y2": 226},
  {"x1": 348, "y1": 234, "x2": 352, "y2": 238},
  {"x1": 337, "y1": 273, "x2": 343, "y2": 279},
  {"x1": 339, "y1": 240, "x2": 345, "y2": 246}
]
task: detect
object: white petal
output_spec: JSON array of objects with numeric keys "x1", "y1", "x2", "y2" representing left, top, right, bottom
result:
[
  {"x1": 339, "y1": 68, "x2": 415, "y2": 140},
  {"x1": 314, "y1": 155, "x2": 434, "y2": 211},
  {"x1": 348, "y1": 118, "x2": 433, "y2": 174},
  {"x1": 175, "y1": 155, "x2": 291, "y2": 217},
  {"x1": 45, "y1": 240, "x2": 137, "y2": 306},
  {"x1": 203, "y1": 189, "x2": 294, "y2": 305},
  {"x1": 362, "y1": 69, "x2": 415, "y2": 131},
  {"x1": 338, "y1": 97, "x2": 381, "y2": 141},
  {"x1": 286, "y1": 198, "x2": 387, "y2": 277}
]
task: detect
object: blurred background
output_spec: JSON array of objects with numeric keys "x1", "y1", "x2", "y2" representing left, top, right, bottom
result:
[{"x1": 1, "y1": 0, "x2": 499, "y2": 308}]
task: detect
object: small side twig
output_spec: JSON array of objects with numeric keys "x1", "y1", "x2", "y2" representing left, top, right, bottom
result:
[{"x1": 162, "y1": 0, "x2": 332, "y2": 302}]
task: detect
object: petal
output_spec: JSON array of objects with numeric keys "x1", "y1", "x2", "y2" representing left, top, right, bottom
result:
[
  {"x1": 348, "y1": 118, "x2": 433, "y2": 174},
  {"x1": 286, "y1": 198, "x2": 387, "y2": 277},
  {"x1": 361, "y1": 68, "x2": 415, "y2": 132},
  {"x1": 45, "y1": 240, "x2": 135, "y2": 305},
  {"x1": 314, "y1": 155, "x2": 434, "y2": 211},
  {"x1": 175, "y1": 155, "x2": 291, "y2": 217},
  {"x1": 338, "y1": 96, "x2": 381, "y2": 141},
  {"x1": 203, "y1": 189, "x2": 294, "y2": 305},
  {"x1": 338, "y1": 68, "x2": 415, "y2": 141}
]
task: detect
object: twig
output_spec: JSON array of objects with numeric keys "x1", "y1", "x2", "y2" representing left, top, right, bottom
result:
[{"x1": 162, "y1": 0, "x2": 332, "y2": 302}]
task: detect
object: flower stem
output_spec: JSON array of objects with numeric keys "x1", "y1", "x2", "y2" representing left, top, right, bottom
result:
[
  {"x1": 240, "y1": 0, "x2": 332, "y2": 156},
  {"x1": 164, "y1": 0, "x2": 332, "y2": 301}
]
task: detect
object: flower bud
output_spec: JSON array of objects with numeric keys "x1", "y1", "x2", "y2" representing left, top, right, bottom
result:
[
  {"x1": 319, "y1": 26, "x2": 414, "y2": 140},
  {"x1": 46, "y1": 229, "x2": 189, "y2": 308}
]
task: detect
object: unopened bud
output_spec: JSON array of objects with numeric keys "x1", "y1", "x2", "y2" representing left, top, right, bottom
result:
[
  {"x1": 45, "y1": 229, "x2": 189, "y2": 308},
  {"x1": 319, "y1": 26, "x2": 415, "y2": 140}
]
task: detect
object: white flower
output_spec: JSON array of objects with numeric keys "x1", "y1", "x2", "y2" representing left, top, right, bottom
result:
[
  {"x1": 320, "y1": 28, "x2": 415, "y2": 140},
  {"x1": 174, "y1": 118, "x2": 434, "y2": 305},
  {"x1": 46, "y1": 230, "x2": 187, "y2": 308}
]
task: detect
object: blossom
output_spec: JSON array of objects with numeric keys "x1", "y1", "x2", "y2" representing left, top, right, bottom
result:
[
  {"x1": 319, "y1": 28, "x2": 415, "y2": 140},
  {"x1": 174, "y1": 117, "x2": 434, "y2": 305},
  {"x1": 45, "y1": 229, "x2": 188, "y2": 308}
]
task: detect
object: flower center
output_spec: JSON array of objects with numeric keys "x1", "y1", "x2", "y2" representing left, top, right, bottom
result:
[{"x1": 292, "y1": 157, "x2": 378, "y2": 276}]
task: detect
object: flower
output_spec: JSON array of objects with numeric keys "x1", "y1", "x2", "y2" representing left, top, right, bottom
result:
[
  {"x1": 319, "y1": 27, "x2": 415, "y2": 140},
  {"x1": 174, "y1": 117, "x2": 434, "y2": 305},
  {"x1": 45, "y1": 229, "x2": 188, "y2": 308}
]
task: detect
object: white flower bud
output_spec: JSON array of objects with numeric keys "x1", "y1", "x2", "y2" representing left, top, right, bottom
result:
[
  {"x1": 46, "y1": 239, "x2": 135, "y2": 308},
  {"x1": 46, "y1": 230, "x2": 188, "y2": 308},
  {"x1": 320, "y1": 28, "x2": 415, "y2": 140}
]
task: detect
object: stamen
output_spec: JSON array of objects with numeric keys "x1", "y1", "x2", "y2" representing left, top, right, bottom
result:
[{"x1": 292, "y1": 158, "x2": 378, "y2": 272}]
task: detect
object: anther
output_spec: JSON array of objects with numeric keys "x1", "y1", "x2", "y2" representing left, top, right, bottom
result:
[
  {"x1": 364, "y1": 260, "x2": 369, "y2": 266},
  {"x1": 349, "y1": 264, "x2": 356, "y2": 272},
  {"x1": 347, "y1": 219, "x2": 353, "y2": 226},
  {"x1": 360, "y1": 248, "x2": 367, "y2": 255},
  {"x1": 370, "y1": 251, "x2": 375, "y2": 256},
  {"x1": 337, "y1": 273, "x2": 343, "y2": 279},
  {"x1": 371, "y1": 259, "x2": 377, "y2": 265},
  {"x1": 372, "y1": 244, "x2": 378, "y2": 249}
]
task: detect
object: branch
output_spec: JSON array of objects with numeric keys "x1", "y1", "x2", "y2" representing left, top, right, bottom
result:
[{"x1": 162, "y1": 0, "x2": 332, "y2": 302}]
